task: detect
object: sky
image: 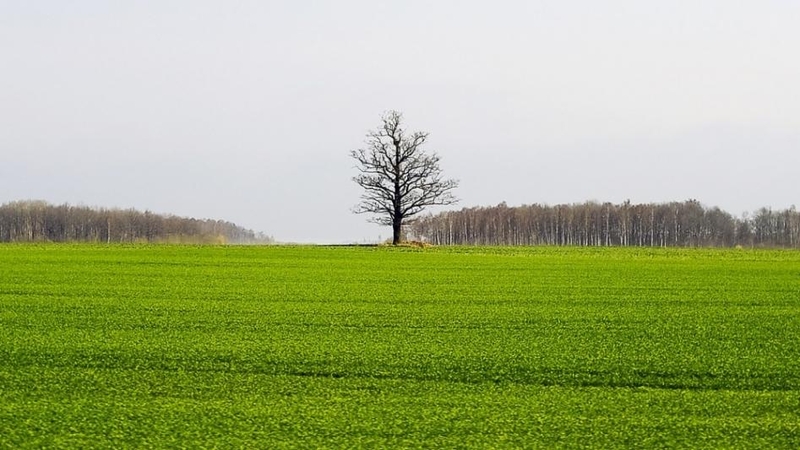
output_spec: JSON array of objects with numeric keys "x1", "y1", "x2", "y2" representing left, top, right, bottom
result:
[{"x1": 2, "y1": 1, "x2": 798, "y2": 243}]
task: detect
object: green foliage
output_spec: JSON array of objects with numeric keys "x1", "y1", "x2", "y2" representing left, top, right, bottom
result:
[{"x1": 1, "y1": 245, "x2": 799, "y2": 447}]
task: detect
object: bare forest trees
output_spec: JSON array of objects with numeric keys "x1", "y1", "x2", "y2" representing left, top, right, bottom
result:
[
  {"x1": 0, "y1": 201, "x2": 273, "y2": 244},
  {"x1": 351, "y1": 111, "x2": 458, "y2": 245},
  {"x1": 411, "y1": 200, "x2": 800, "y2": 249}
]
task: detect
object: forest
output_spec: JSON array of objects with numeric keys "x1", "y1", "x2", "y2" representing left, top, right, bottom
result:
[
  {"x1": 0, "y1": 200, "x2": 272, "y2": 244},
  {"x1": 411, "y1": 200, "x2": 800, "y2": 248}
]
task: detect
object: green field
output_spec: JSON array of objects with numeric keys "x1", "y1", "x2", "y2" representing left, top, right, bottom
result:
[{"x1": 1, "y1": 245, "x2": 799, "y2": 448}]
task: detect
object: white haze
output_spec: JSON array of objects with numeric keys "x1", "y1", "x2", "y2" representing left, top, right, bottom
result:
[{"x1": 1, "y1": 1, "x2": 798, "y2": 243}]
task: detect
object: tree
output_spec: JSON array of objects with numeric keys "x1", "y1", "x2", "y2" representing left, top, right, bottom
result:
[{"x1": 351, "y1": 110, "x2": 459, "y2": 245}]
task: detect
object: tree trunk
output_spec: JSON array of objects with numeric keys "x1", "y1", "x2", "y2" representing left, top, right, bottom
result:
[{"x1": 392, "y1": 218, "x2": 402, "y2": 245}]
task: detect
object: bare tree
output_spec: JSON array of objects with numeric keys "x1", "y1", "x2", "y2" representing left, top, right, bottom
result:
[{"x1": 351, "y1": 110, "x2": 458, "y2": 245}]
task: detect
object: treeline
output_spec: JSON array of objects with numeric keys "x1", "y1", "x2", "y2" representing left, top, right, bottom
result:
[
  {"x1": 411, "y1": 200, "x2": 800, "y2": 248},
  {"x1": 0, "y1": 200, "x2": 273, "y2": 244}
]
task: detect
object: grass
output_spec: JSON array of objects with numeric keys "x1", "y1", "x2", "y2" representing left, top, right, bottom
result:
[{"x1": 1, "y1": 244, "x2": 799, "y2": 448}]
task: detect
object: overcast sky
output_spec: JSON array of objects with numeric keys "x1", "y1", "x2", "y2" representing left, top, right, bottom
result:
[{"x1": 2, "y1": 1, "x2": 798, "y2": 243}]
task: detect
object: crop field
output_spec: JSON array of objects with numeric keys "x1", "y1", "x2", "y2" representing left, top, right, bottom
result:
[{"x1": 1, "y1": 244, "x2": 799, "y2": 448}]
